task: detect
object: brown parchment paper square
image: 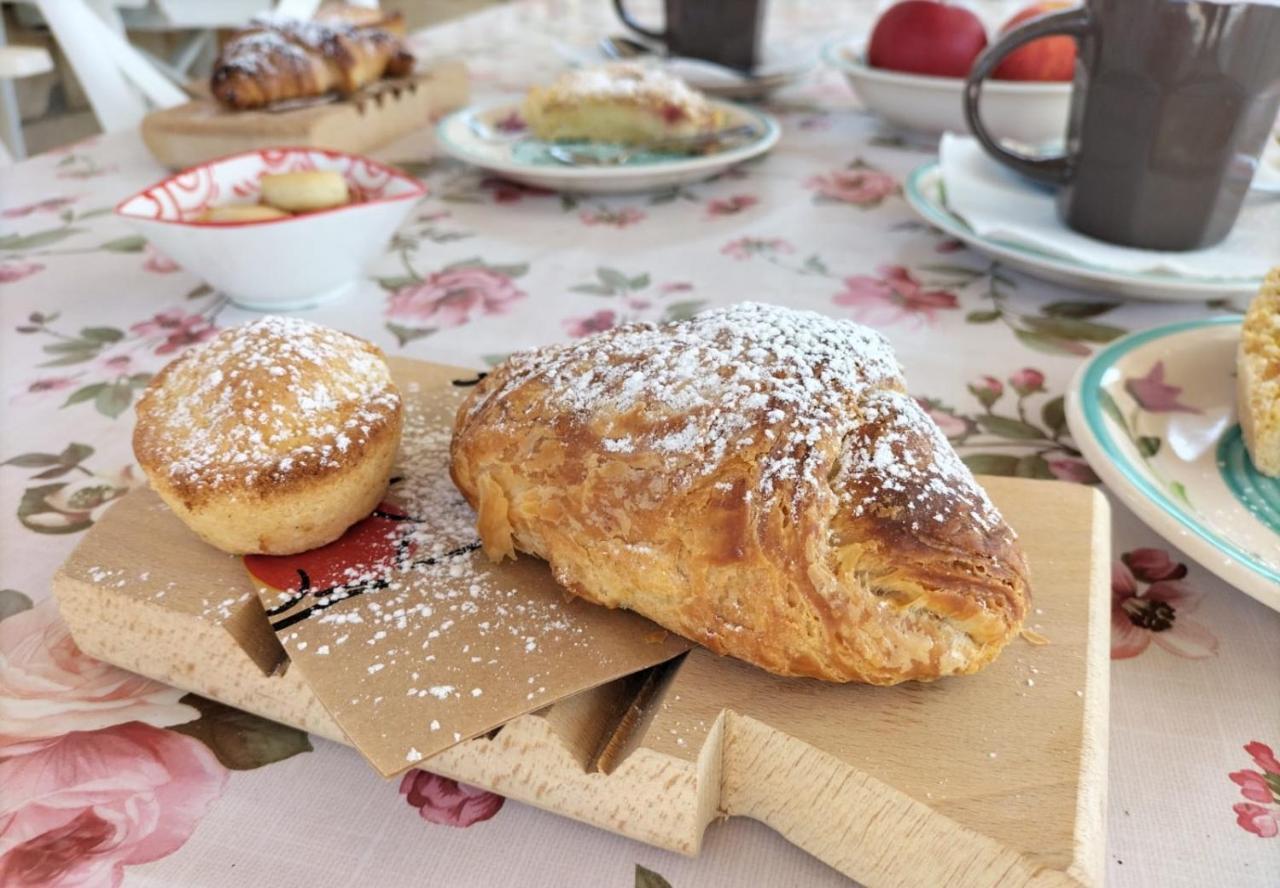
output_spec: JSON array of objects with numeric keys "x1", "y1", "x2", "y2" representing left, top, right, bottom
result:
[{"x1": 246, "y1": 359, "x2": 691, "y2": 777}]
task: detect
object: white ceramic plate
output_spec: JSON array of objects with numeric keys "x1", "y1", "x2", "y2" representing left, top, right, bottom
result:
[
  {"x1": 822, "y1": 38, "x2": 1071, "y2": 147},
  {"x1": 556, "y1": 39, "x2": 817, "y2": 100},
  {"x1": 1066, "y1": 318, "x2": 1280, "y2": 612},
  {"x1": 904, "y1": 163, "x2": 1262, "y2": 301},
  {"x1": 435, "y1": 98, "x2": 780, "y2": 194}
]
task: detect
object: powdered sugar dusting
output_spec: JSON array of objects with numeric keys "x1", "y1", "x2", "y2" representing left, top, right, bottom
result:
[
  {"x1": 262, "y1": 393, "x2": 608, "y2": 767},
  {"x1": 535, "y1": 62, "x2": 712, "y2": 114},
  {"x1": 470, "y1": 302, "x2": 907, "y2": 506},
  {"x1": 839, "y1": 389, "x2": 1004, "y2": 534},
  {"x1": 138, "y1": 316, "x2": 399, "y2": 490},
  {"x1": 467, "y1": 301, "x2": 1010, "y2": 552}
]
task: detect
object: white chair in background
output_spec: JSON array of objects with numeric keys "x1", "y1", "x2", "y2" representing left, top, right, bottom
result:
[
  {"x1": 29, "y1": 0, "x2": 186, "y2": 132},
  {"x1": 0, "y1": 44, "x2": 52, "y2": 162},
  {"x1": 0, "y1": 6, "x2": 53, "y2": 162}
]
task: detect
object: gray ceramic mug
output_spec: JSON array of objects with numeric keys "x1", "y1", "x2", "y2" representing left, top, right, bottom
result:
[{"x1": 963, "y1": 0, "x2": 1280, "y2": 251}]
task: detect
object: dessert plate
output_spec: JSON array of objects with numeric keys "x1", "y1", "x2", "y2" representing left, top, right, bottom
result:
[
  {"x1": 436, "y1": 98, "x2": 780, "y2": 194},
  {"x1": 1066, "y1": 318, "x2": 1280, "y2": 612},
  {"x1": 904, "y1": 163, "x2": 1263, "y2": 301}
]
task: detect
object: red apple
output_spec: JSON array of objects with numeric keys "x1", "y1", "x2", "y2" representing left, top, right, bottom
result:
[
  {"x1": 992, "y1": 2, "x2": 1077, "y2": 81},
  {"x1": 867, "y1": 0, "x2": 989, "y2": 78},
  {"x1": 244, "y1": 502, "x2": 414, "y2": 595}
]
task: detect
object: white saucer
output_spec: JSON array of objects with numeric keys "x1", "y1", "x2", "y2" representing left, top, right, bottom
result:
[
  {"x1": 1065, "y1": 318, "x2": 1280, "y2": 613},
  {"x1": 435, "y1": 98, "x2": 780, "y2": 195},
  {"x1": 554, "y1": 39, "x2": 816, "y2": 100},
  {"x1": 903, "y1": 163, "x2": 1264, "y2": 301}
]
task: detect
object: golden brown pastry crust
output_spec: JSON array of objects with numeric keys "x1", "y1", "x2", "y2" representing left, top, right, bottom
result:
[
  {"x1": 451, "y1": 303, "x2": 1029, "y2": 684},
  {"x1": 1238, "y1": 268, "x2": 1280, "y2": 476},
  {"x1": 134, "y1": 316, "x2": 402, "y2": 555},
  {"x1": 211, "y1": 18, "x2": 414, "y2": 110}
]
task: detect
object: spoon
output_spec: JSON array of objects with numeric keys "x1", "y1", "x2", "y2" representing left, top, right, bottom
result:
[{"x1": 599, "y1": 34, "x2": 657, "y2": 61}]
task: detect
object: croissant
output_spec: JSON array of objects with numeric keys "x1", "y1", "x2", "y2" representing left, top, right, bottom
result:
[
  {"x1": 450, "y1": 303, "x2": 1030, "y2": 685},
  {"x1": 211, "y1": 18, "x2": 414, "y2": 110}
]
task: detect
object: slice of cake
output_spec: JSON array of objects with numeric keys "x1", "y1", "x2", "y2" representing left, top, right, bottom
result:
[
  {"x1": 1238, "y1": 269, "x2": 1280, "y2": 476},
  {"x1": 522, "y1": 63, "x2": 726, "y2": 146}
]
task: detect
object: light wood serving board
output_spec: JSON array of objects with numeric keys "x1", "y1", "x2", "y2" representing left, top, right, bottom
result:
[
  {"x1": 140, "y1": 62, "x2": 469, "y2": 169},
  {"x1": 53, "y1": 358, "x2": 1111, "y2": 888}
]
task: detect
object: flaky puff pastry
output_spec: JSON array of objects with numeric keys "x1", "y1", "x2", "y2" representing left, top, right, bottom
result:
[{"x1": 451, "y1": 303, "x2": 1029, "y2": 685}]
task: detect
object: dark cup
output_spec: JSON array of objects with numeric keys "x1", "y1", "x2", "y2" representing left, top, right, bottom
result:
[
  {"x1": 964, "y1": 0, "x2": 1280, "y2": 252},
  {"x1": 613, "y1": 0, "x2": 765, "y2": 72}
]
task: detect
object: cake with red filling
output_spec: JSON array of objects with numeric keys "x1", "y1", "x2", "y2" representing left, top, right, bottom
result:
[{"x1": 522, "y1": 63, "x2": 725, "y2": 147}]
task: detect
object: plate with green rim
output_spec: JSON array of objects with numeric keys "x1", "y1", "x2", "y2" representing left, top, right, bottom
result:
[
  {"x1": 903, "y1": 162, "x2": 1263, "y2": 302},
  {"x1": 436, "y1": 98, "x2": 780, "y2": 195},
  {"x1": 1065, "y1": 317, "x2": 1280, "y2": 612}
]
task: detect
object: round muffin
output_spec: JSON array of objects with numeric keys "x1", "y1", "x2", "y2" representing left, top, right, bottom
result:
[{"x1": 133, "y1": 316, "x2": 403, "y2": 555}]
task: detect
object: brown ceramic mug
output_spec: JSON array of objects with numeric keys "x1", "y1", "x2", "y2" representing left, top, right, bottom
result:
[
  {"x1": 613, "y1": 0, "x2": 765, "y2": 72},
  {"x1": 964, "y1": 0, "x2": 1280, "y2": 251}
]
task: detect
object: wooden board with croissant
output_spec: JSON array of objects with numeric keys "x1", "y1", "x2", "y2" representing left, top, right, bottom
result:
[
  {"x1": 54, "y1": 327, "x2": 1110, "y2": 887},
  {"x1": 140, "y1": 13, "x2": 469, "y2": 169}
]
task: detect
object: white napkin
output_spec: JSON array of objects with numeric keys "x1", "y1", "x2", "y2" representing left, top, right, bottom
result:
[{"x1": 938, "y1": 133, "x2": 1278, "y2": 280}]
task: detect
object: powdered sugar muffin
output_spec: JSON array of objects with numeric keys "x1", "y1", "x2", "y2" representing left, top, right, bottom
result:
[
  {"x1": 133, "y1": 316, "x2": 402, "y2": 555},
  {"x1": 523, "y1": 63, "x2": 726, "y2": 146}
]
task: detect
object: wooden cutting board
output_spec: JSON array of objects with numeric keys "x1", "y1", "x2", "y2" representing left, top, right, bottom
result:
[
  {"x1": 53, "y1": 357, "x2": 1110, "y2": 888},
  {"x1": 140, "y1": 62, "x2": 469, "y2": 169}
]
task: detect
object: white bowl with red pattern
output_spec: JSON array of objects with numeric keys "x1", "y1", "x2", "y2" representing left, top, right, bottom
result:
[{"x1": 116, "y1": 147, "x2": 425, "y2": 311}]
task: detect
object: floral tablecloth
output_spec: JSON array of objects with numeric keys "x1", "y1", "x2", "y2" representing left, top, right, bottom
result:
[{"x1": 1, "y1": 2, "x2": 1278, "y2": 886}]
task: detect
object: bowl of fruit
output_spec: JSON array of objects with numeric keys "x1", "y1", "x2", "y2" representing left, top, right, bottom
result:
[{"x1": 824, "y1": 0, "x2": 1074, "y2": 145}]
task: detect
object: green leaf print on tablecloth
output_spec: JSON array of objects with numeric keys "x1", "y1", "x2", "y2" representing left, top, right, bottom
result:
[
  {"x1": 12, "y1": 294, "x2": 226, "y2": 418},
  {"x1": 562, "y1": 268, "x2": 704, "y2": 336},
  {"x1": 0, "y1": 589, "x2": 34, "y2": 621},
  {"x1": 636, "y1": 864, "x2": 674, "y2": 888},
  {"x1": 917, "y1": 369, "x2": 1098, "y2": 484},
  {"x1": 171, "y1": 695, "x2": 312, "y2": 770},
  {"x1": 2, "y1": 443, "x2": 136, "y2": 534},
  {"x1": 961, "y1": 267, "x2": 1127, "y2": 355}
]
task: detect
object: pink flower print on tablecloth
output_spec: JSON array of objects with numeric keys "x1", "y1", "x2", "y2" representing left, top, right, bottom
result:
[
  {"x1": 806, "y1": 163, "x2": 898, "y2": 207},
  {"x1": 564, "y1": 309, "x2": 617, "y2": 338},
  {"x1": 720, "y1": 237, "x2": 794, "y2": 260},
  {"x1": 707, "y1": 195, "x2": 758, "y2": 216},
  {"x1": 10, "y1": 376, "x2": 78, "y2": 406},
  {"x1": 142, "y1": 246, "x2": 180, "y2": 274},
  {"x1": 130, "y1": 310, "x2": 218, "y2": 355},
  {"x1": 1046, "y1": 457, "x2": 1098, "y2": 484},
  {"x1": 914, "y1": 397, "x2": 970, "y2": 438},
  {"x1": 0, "y1": 261, "x2": 44, "y2": 284},
  {"x1": 0, "y1": 599, "x2": 197, "y2": 755},
  {"x1": 1229, "y1": 742, "x2": 1280, "y2": 838},
  {"x1": 399, "y1": 771, "x2": 504, "y2": 827},
  {"x1": 834, "y1": 265, "x2": 958, "y2": 327},
  {"x1": 2, "y1": 197, "x2": 75, "y2": 218},
  {"x1": 386, "y1": 267, "x2": 526, "y2": 328},
  {"x1": 480, "y1": 176, "x2": 553, "y2": 204},
  {"x1": 1125, "y1": 361, "x2": 1201, "y2": 414},
  {"x1": 1234, "y1": 803, "x2": 1279, "y2": 838},
  {"x1": 0, "y1": 722, "x2": 227, "y2": 886},
  {"x1": 1110, "y1": 552, "x2": 1217, "y2": 660},
  {"x1": 1009, "y1": 368, "x2": 1045, "y2": 396},
  {"x1": 579, "y1": 207, "x2": 645, "y2": 228}
]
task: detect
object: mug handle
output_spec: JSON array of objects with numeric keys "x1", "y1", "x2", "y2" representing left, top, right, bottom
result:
[
  {"x1": 963, "y1": 7, "x2": 1091, "y2": 186},
  {"x1": 613, "y1": 0, "x2": 666, "y2": 43}
]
